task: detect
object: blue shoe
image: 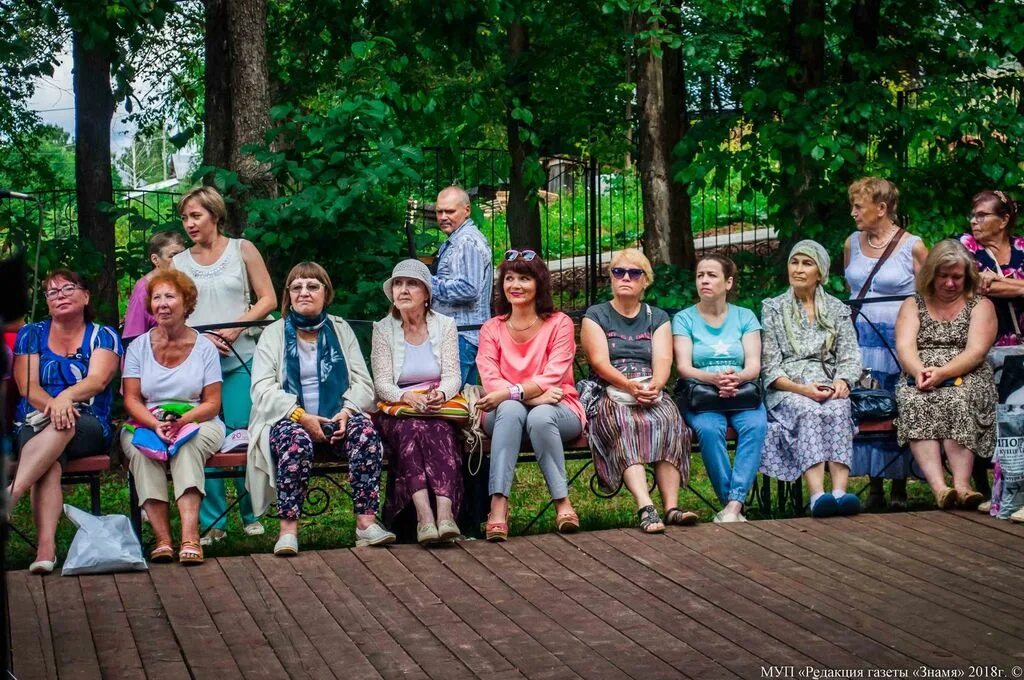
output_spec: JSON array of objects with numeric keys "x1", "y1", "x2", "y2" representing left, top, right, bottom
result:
[
  {"x1": 835, "y1": 492, "x2": 862, "y2": 516},
  {"x1": 810, "y1": 494, "x2": 838, "y2": 518}
]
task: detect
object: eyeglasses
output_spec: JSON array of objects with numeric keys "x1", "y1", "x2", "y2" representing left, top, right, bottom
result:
[
  {"x1": 611, "y1": 267, "x2": 645, "y2": 281},
  {"x1": 44, "y1": 284, "x2": 82, "y2": 300},
  {"x1": 504, "y1": 249, "x2": 537, "y2": 262},
  {"x1": 288, "y1": 282, "x2": 324, "y2": 294},
  {"x1": 969, "y1": 211, "x2": 999, "y2": 222}
]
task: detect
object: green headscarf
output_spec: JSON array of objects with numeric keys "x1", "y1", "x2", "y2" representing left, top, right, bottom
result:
[{"x1": 781, "y1": 239, "x2": 838, "y2": 357}]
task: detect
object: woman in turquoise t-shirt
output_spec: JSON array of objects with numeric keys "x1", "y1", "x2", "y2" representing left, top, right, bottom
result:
[{"x1": 673, "y1": 254, "x2": 767, "y2": 522}]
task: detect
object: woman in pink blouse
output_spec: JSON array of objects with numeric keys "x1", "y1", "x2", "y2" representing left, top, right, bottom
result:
[{"x1": 476, "y1": 250, "x2": 584, "y2": 541}]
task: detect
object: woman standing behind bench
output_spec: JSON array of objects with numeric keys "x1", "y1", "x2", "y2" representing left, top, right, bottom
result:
[
  {"x1": 172, "y1": 186, "x2": 276, "y2": 543},
  {"x1": 122, "y1": 270, "x2": 225, "y2": 565},
  {"x1": 11, "y1": 270, "x2": 122, "y2": 574},
  {"x1": 673, "y1": 254, "x2": 767, "y2": 523},
  {"x1": 247, "y1": 262, "x2": 395, "y2": 555},
  {"x1": 476, "y1": 250, "x2": 585, "y2": 541},
  {"x1": 372, "y1": 259, "x2": 464, "y2": 544},
  {"x1": 581, "y1": 249, "x2": 692, "y2": 533}
]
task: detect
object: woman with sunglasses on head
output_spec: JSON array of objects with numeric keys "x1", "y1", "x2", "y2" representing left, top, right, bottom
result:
[
  {"x1": 673, "y1": 254, "x2": 766, "y2": 523},
  {"x1": 959, "y1": 190, "x2": 1021, "y2": 508},
  {"x1": 581, "y1": 249, "x2": 692, "y2": 533},
  {"x1": 476, "y1": 249, "x2": 585, "y2": 540},
  {"x1": 11, "y1": 270, "x2": 122, "y2": 574},
  {"x1": 247, "y1": 262, "x2": 395, "y2": 555},
  {"x1": 760, "y1": 240, "x2": 863, "y2": 518}
]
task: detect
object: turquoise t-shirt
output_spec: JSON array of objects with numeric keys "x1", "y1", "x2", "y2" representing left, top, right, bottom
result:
[{"x1": 672, "y1": 304, "x2": 761, "y2": 373}]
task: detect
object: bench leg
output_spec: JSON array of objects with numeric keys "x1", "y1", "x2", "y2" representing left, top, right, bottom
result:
[
  {"x1": 89, "y1": 476, "x2": 101, "y2": 515},
  {"x1": 128, "y1": 473, "x2": 143, "y2": 545}
]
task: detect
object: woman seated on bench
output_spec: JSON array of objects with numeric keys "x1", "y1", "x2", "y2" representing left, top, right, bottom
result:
[
  {"x1": 372, "y1": 259, "x2": 464, "y2": 544},
  {"x1": 476, "y1": 250, "x2": 585, "y2": 541},
  {"x1": 11, "y1": 269, "x2": 122, "y2": 575},
  {"x1": 673, "y1": 254, "x2": 767, "y2": 524},
  {"x1": 581, "y1": 249, "x2": 693, "y2": 533},
  {"x1": 247, "y1": 262, "x2": 395, "y2": 556},
  {"x1": 122, "y1": 270, "x2": 225, "y2": 565},
  {"x1": 759, "y1": 240, "x2": 863, "y2": 518},
  {"x1": 894, "y1": 239, "x2": 997, "y2": 509}
]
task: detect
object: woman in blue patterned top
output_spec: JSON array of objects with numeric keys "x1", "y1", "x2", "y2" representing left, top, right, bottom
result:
[{"x1": 11, "y1": 270, "x2": 122, "y2": 574}]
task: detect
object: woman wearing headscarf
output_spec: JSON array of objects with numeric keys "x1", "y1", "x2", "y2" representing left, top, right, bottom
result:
[{"x1": 760, "y1": 240, "x2": 863, "y2": 517}]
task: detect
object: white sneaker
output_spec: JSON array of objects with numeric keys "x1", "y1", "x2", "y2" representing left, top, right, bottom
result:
[
  {"x1": 355, "y1": 520, "x2": 396, "y2": 547},
  {"x1": 977, "y1": 500, "x2": 992, "y2": 514},
  {"x1": 244, "y1": 521, "x2": 265, "y2": 536},
  {"x1": 713, "y1": 510, "x2": 739, "y2": 523},
  {"x1": 273, "y1": 534, "x2": 299, "y2": 557},
  {"x1": 736, "y1": 512, "x2": 748, "y2": 522},
  {"x1": 1010, "y1": 506, "x2": 1024, "y2": 524}
]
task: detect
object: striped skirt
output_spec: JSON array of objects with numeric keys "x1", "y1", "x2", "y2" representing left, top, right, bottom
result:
[{"x1": 588, "y1": 393, "x2": 690, "y2": 492}]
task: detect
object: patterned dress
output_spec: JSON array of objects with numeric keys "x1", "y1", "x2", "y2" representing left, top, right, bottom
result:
[
  {"x1": 845, "y1": 232, "x2": 919, "y2": 478},
  {"x1": 894, "y1": 295, "x2": 998, "y2": 457},
  {"x1": 759, "y1": 291, "x2": 862, "y2": 481},
  {"x1": 960, "y1": 233, "x2": 1024, "y2": 346},
  {"x1": 584, "y1": 302, "x2": 689, "y2": 491}
]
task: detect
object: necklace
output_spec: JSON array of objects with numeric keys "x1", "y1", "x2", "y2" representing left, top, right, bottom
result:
[
  {"x1": 506, "y1": 316, "x2": 540, "y2": 332},
  {"x1": 866, "y1": 225, "x2": 899, "y2": 250}
]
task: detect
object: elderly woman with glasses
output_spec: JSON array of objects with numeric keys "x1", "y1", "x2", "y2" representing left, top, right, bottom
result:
[
  {"x1": 580, "y1": 249, "x2": 692, "y2": 533},
  {"x1": 476, "y1": 249, "x2": 585, "y2": 540},
  {"x1": 11, "y1": 270, "x2": 122, "y2": 574},
  {"x1": 760, "y1": 240, "x2": 863, "y2": 518},
  {"x1": 247, "y1": 262, "x2": 395, "y2": 555},
  {"x1": 372, "y1": 259, "x2": 464, "y2": 544}
]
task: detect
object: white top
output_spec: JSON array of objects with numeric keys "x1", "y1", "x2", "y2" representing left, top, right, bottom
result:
[
  {"x1": 173, "y1": 238, "x2": 255, "y2": 368},
  {"x1": 297, "y1": 338, "x2": 320, "y2": 415},
  {"x1": 398, "y1": 339, "x2": 441, "y2": 390},
  {"x1": 124, "y1": 330, "x2": 224, "y2": 411},
  {"x1": 370, "y1": 312, "x2": 462, "y2": 403}
]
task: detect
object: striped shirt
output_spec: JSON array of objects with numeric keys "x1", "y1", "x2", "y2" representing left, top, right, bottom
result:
[{"x1": 431, "y1": 219, "x2": 493, "y2": 345}]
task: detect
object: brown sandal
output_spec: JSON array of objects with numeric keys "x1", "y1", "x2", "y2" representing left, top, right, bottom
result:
[
  {"x1": 178, "y1": 540, "x2": 204, "y2": 565},
  {"x1": 485, "y1": 511, "x2": 509, "y2": 542},
  {"x1": 935, "y1": 487, "x2": 957, "y2": 510},
  {"x1": 665, "y1": 508, "x2": 699, "y2": 526},
  {"x1": 955, "y1": 488, "x2": 984, "y2": 510},
  {"x1": 555, "y1": 510, "x2": 580, "y2": 533},
  {"x1": 149, "y1": 544, "x2": 174, "y2": 564}
]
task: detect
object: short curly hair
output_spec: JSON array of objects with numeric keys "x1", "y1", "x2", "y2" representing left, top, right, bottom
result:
[{"x1": 147, "y1": 270, "x2": 199, "y2": 317}]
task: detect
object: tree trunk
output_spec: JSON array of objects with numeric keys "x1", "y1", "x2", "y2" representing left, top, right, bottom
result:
[
  {"x1": 785, "y1": 0, "x2": 826, "y2": 235},
  {"x1": 505, "y1": 19, "x2": 542, "y2": 253},
  {"x1": 203, "y1": 0, "x2": 231, "y2": 171},
  {"x1": 72, "y1": 30, "x2": 117, "y2": 325},
  {"x1": 635, "y1": 14, "x2": 693, "y2": 269}
]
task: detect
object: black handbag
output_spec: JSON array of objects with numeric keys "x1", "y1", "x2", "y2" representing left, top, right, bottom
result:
[
  {"x1": 849, "y1": 388, "x2": 897, "y2": 422},
  {"x1": 675, "y1": 378, "x2": 763, "y2": 413}
]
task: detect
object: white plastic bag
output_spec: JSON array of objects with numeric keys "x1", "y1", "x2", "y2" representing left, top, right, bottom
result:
[{"x1": 61, "y1": 505, "x2": 148, "y2": 576}]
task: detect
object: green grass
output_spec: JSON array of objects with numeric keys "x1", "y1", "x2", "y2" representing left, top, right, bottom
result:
[{"x1": 5, "y1": 457, "x2": 945, "y2": 570}]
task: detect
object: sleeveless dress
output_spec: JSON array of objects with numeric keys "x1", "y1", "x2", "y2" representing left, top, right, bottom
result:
[
  {"x1": 894, "y1": 295, "x2": 998, "y2": 457},
  {"x1": 845, "y1": 232, "x2": 919, "y2": 478},
  {"x1": 173, "y1": 239, "x2": 255, "y2": 371}
]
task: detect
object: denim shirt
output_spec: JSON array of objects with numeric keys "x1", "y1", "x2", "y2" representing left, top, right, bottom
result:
[{"x1": 431, "y1": 219, "x2": 493, "y2": 345}]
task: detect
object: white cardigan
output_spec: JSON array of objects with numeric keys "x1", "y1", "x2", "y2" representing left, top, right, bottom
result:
[
  {"x1": 371, "y1": 311, "x2": 462, "y2": 402},
  {"x1": 245, "y1": 316, "x2": 376, "y2": 517}
]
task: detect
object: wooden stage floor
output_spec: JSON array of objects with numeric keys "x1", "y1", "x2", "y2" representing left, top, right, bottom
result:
[{"x1": 9, "y1": 511, "x2": 1024, "y2": 679}]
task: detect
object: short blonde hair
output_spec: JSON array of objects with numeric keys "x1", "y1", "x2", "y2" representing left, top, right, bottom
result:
[
  {"x1": 848, "y1": 176, "x2": 899, "y2": 219},
  {"x1": 282, "y1": 261, "x2": 335, "y2": 316},
  {"x1": 916, "y1": 239, "x2": 978, "y2": 300},
  {"x1": 177, "y1": 186, "x2": 228, "y2": 233},
  {"x1": 609, "y1": 248, "x2": 654, "y2": 283}
]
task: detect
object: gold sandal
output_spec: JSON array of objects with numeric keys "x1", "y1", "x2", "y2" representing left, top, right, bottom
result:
[{"x1": 178, "y1": 540, "x2": 204, "y2": 566}]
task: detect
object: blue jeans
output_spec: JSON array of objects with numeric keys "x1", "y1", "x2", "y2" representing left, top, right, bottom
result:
[
  {"x1": 684, "y1": 406, "x2": 768, "y2": 505},
  {"x1": 459, "y1": 336, "x2": 480, "y2": 386}
]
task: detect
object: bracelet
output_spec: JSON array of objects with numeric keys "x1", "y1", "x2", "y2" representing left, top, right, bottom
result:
[
  {"x1": 507, "y1": 384, "x2": 524, "y2": 401},
  {"x1": 289, "y1": 407, "x2": 306, "y2": 422}
]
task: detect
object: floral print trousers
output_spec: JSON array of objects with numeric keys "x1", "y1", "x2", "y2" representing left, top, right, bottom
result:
[{"x1": 268, "y1": 413, "x2": 383, "y2": 519}]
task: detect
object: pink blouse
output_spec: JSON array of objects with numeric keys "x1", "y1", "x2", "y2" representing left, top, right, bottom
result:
[
  {"x1": 476, "y1": 312, "x2": 585, "y2": 426},
  {"x1": 123, "y1": 276, "x2": 155, "y2": 338}
]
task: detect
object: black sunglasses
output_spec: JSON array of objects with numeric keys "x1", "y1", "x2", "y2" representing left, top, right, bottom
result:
[
  {"x1": 504, "y1": 249, "x2": 538, "y2": 262},
  {"x1": 611, "y1": 267, "x2": 645, "y2": 280}
]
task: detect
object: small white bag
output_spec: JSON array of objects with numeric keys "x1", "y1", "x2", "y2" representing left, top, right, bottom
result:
[
  {"x1": 61, "y1": 505, "x2": 148, "y2": 576},
  {"x1": 605, "y1": 376, "x2": 661, "y2": 406}
]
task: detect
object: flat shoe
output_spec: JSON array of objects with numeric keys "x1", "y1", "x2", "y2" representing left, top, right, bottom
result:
[
  {"x1": 244, "y1": 521, "x2": 265, "y2": 536},
  {"x1": 835, "y1": 493, "x2": 862, "y2": 516},
  {"x1": 437, "y1": 519, "x2": 461, "y2": 541},
  {"x1": 713, "y1": 510, "x2": 738, "y2": 524},
  {"x1": 28, "y1": 559, "x2": 55, "y2": 575},
  {"x1": 355, "y1": 520, "x2": 396, "y2": 548},
  {"x1": 935, "y1": 487, "x2": 957, "y2": 510},
  {"x1": 1010, "y1": 506, "x2": 1024, "y2": 523},
  {"x1": 178, "y1": 540, "x2": 204, "y2": 566},
  {"x1": 149, "y1": 544, "x2": 175, "y2": 563},
  {"x1": 273, "y1": 534, "x2": 299, "y2": 557},
  {"x1": 555, "y1": 510, "x2": 580, "y2": 533},
  {"x1": 665, "y1": 508, "x2": 699, "y2": 526},
  {"x1": 977, "y1": 500, "x2": 992, "y2": 514},
  {"x1": 199, "y1": 528, "x2": 227, "y2": 547},
  {"x1": 417, "y1": 522, "x2": 440, "y2": 545},
  {"x1": 810, "y1": 494, "x2": 838, "y2": 518},
  {"x1": 955, "y1": 489, "x2": 984, "y2": 510},
  {"x1": 637, "y1": 504, "x2": 665, "y2": 533}
]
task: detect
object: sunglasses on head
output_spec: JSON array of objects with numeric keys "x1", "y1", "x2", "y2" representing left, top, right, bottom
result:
[
  {"x1": 504, "y1": 249, "x2": 538, "y2": 262},
  {"x1": 611, "y1": 267, "x2": 645, "y2": 280}
]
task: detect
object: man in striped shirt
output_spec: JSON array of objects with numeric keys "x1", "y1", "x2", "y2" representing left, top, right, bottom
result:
[{"x1": 432, "y1": 186, "x2": 493, "y2": 385}]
